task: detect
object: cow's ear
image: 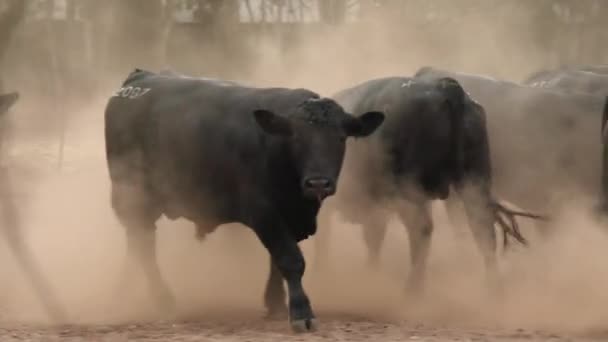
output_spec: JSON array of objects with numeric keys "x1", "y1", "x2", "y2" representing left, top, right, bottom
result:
[
  {"x1": 0, "y1": 92, "x2": 19, "y2": 115},
  {"x1": 253, "y1": 109, "x2": 293, "y2": 136},
  {"x1": 344, "y1": 111, "x2": 384, "y2": 137}
]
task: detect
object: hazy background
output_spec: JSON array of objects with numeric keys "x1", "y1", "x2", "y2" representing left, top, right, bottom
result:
[
  {"x1": 0, "y1": 0, "x2": 607, "y2": 336},
  {"x1": 2, "y1": 0, "x2": 607, "y2": 135}
]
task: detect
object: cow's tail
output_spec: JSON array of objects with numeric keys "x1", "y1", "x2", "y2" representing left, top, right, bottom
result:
[{"x1": 437, "y1": 77, "x2": 467, "y2": 185}]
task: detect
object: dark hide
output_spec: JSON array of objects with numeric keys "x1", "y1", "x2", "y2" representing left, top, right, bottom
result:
[
  {"x1": 104, "y1": 69, "x2": 383, "y2": 332},
  {"x1": 524, "y1": 64, "x2": 608, "y2": 85},
  {"x1": 415, "y1": 66, "x2": 606, "y2": 220},
  {"x1": 315, "y1": 76, "x2": 500, "y2": 292},
  {"x1": 525, "y1": 69, "x2": 608, "y2": 96}
]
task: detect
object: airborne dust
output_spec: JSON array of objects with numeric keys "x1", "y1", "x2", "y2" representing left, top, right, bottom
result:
[{"x1": 0, "y1": 1, "x2": 607, "y2": 339}]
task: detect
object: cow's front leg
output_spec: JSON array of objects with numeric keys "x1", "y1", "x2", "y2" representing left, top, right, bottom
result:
[
  {"x1": 397, "y1": 198, "x2": 433, "y2": 294},
  {"x1": 253, "y1": 216, "x2": 315, "y2": 333},
  {"x1": 263, "y1": 256, "x2": 288, "y2": 319},
  {"x1": 361, "y1": 211, "x2": 389, "y2": 269}
]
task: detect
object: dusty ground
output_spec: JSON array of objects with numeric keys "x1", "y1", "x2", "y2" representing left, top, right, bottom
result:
[
  {"x1": 0, "y1": 317, "x2": 600, "y2": 342},
  {"x1": 1, "y1": 100, "x2": 608, "y2": 342}
]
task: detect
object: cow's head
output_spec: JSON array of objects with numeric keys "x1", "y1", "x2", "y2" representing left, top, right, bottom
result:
[
  {"x1": 254, "y1": 98, "x2": 384, "y2": 201},
  {"x1": 0, "y1": 92, "x2": 18, "y2": 115}
]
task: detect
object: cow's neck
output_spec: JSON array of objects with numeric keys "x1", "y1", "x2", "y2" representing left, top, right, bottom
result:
[{"x1": 266, "y1": 140, "x2": 320, "y2": 241}]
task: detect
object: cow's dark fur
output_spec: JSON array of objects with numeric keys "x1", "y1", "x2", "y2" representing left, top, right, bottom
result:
[
  {"x1": 525, "y1": 69, "x2": 608, "y2": 96},
  {"x1": 415, "y1": 67, "x2": 607, "y2": 220},
  {"x1": 104, "y1": 69, "x2": 384, "y2": 332},
  {"x1": 315, "y1": 76, "x2": 500, "y2": 292},
  {"x1": 524, "y1": 66, "x2": 608, "y2": 214},
  {"x1": 524, "y1": 64, "x2": 608, "y2": 86}
]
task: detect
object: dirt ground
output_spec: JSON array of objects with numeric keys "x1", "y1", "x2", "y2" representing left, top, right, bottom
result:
[{"x1": 1, "y1": 317, "x2": 602, "y2": 342}]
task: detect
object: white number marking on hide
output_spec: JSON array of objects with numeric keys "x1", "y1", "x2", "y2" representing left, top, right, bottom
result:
[{"x1": 114, "y1": 86, "x2": 152, "y2": 99}]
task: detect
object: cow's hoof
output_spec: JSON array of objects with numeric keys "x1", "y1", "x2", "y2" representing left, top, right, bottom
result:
[{"x1": 290, "y1": 318, "x2": 317, "y2": 333}]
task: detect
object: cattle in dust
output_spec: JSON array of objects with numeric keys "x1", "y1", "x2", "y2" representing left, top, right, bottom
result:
[
  {"x1": 104, "y1": 69, "x2": 384, "y2": 332},
  {"x1": 314, "y1": 76, "x2": 540, "y2": 294},
  {"x1": 415, "y1": 66, "x2": 607, "y2": 222}
]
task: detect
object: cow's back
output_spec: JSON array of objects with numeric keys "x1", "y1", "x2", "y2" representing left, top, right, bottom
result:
[
  {"x1": 332, "y1": 77, "x2": 461, "y2": 208},
  {"x1": 104, "y1": 69, "x2": 318, "y2": 221},
  {"x1": 416, "y1": 67, "x2": 606, "y2": 211}
]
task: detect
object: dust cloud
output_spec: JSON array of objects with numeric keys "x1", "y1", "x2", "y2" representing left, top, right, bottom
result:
[{"x1": 0, "y1": 1, "x2": 607, "y2": 339}]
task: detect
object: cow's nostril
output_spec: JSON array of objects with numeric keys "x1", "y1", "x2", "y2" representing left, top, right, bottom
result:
[{"x1": 305, "y1": 178, "x2": 332, "y2": 190}]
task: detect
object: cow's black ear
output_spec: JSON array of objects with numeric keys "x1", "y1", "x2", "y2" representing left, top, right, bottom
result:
[
  {"x1": 0, "y1": 92, "x2": 19, "y2": 115},
  {"x1": 345, "y1": 111, "x2": 385, "y2": 137},
  {"x1": 253, "y1": 109, "x2": 293, "y2": 136}
]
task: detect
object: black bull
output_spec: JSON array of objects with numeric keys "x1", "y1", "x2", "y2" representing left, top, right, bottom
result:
[
  {"x1": 522, "y1": 65, "x2": 608, "y2": 212},
  {"x1": 524, "y1": 64, "x2": 608, "y2": 87},
  {"x1": 524, "y1": 68, "x2": 608, "y2": 97},
  {"x1": 414, "y1": 67, "x2": 608, "y2": 222},
  {"x1": 313, "y1": 77, "x2": 542, "y2": 292},
  {"x1": 0, "y1": 92, "x2": 67, "y2": 321},
  {"x1": 104, "y1": 69, "x2": 384, "y2": 332}
]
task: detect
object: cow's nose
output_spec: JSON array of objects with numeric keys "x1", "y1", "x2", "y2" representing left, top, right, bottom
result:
[{"x1": 303, "y1": 177, "x2": 334, "y2": 193}]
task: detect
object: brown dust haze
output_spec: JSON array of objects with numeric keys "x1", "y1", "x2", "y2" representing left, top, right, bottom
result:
[{"x1": 0, "y1": 0, "x2": 608, "y2": 336}]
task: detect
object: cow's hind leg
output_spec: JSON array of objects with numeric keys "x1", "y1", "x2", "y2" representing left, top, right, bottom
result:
[
  {"x1": 361, "y1": 212, "x2": 388, "y2": 269},
  {"x1": 264, "y1": 256, "x2": 288, "y2": 319},
  {"x1": 460, "y1": 185, "x2": 500, "y2": 294},
  {"x1": 397, "y1": 199, "x2": 433, "y2": 294},
  {"x1": 444, "y1": 191, "x2": 469, "y2": 238},
  {"x1": 111, "y1": 183, "x2": 175, "y2": 314}
]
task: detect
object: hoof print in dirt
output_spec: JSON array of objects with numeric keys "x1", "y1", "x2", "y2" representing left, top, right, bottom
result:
[{"x1": 290, "y1": 318, "x2": 318, "y2": 333}]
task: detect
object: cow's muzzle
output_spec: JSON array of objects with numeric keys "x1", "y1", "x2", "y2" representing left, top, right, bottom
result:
[{"x1": 302, "y1": 177, "x2": 335, "y2": 201}]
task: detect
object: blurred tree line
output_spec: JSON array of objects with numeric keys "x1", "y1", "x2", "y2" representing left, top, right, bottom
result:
[{"x1": 0, "y1": 0, "x2": 605, "y2": 122}]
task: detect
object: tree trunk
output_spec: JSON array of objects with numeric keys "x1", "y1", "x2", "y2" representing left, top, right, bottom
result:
[
  {"x1": 105, "y1": 0, "x2": 170, "y2": 75},
  {"x1": 319, "y1": 0, "x2": 348, "y2": 25},
  {"x1": 0, "y1": 0, "x2": 27, "y2": 90}
]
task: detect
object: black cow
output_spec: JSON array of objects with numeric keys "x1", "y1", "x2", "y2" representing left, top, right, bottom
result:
[
  {"x1": 524, "y1": 69, "x2": 608, "y2": 96},
  {"x1": 524, "y1": 64, "x2": 608, "y2": 86},
  {"x1": 104, "y1": 69, "x2": 384, "y2": 332},
  {"x1": 415, "y1": 67, "x2": 607, "y2": 222},
  {"x1": 314, "y1": 77, "x2": 536, "y2": 293}
]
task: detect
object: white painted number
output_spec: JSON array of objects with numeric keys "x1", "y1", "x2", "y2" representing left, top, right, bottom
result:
[{"x1": 114, "y1": 86, "x2": 152, "y2": 99}]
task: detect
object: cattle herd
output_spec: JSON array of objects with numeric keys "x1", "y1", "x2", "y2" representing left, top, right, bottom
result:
[{"x1": 0, "y1": 63, "x2": 607, "y2": 333}]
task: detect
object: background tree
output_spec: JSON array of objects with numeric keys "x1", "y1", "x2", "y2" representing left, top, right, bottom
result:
[{"x1": 0, "y1": 0, "x2": 27, "y2": 91}]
